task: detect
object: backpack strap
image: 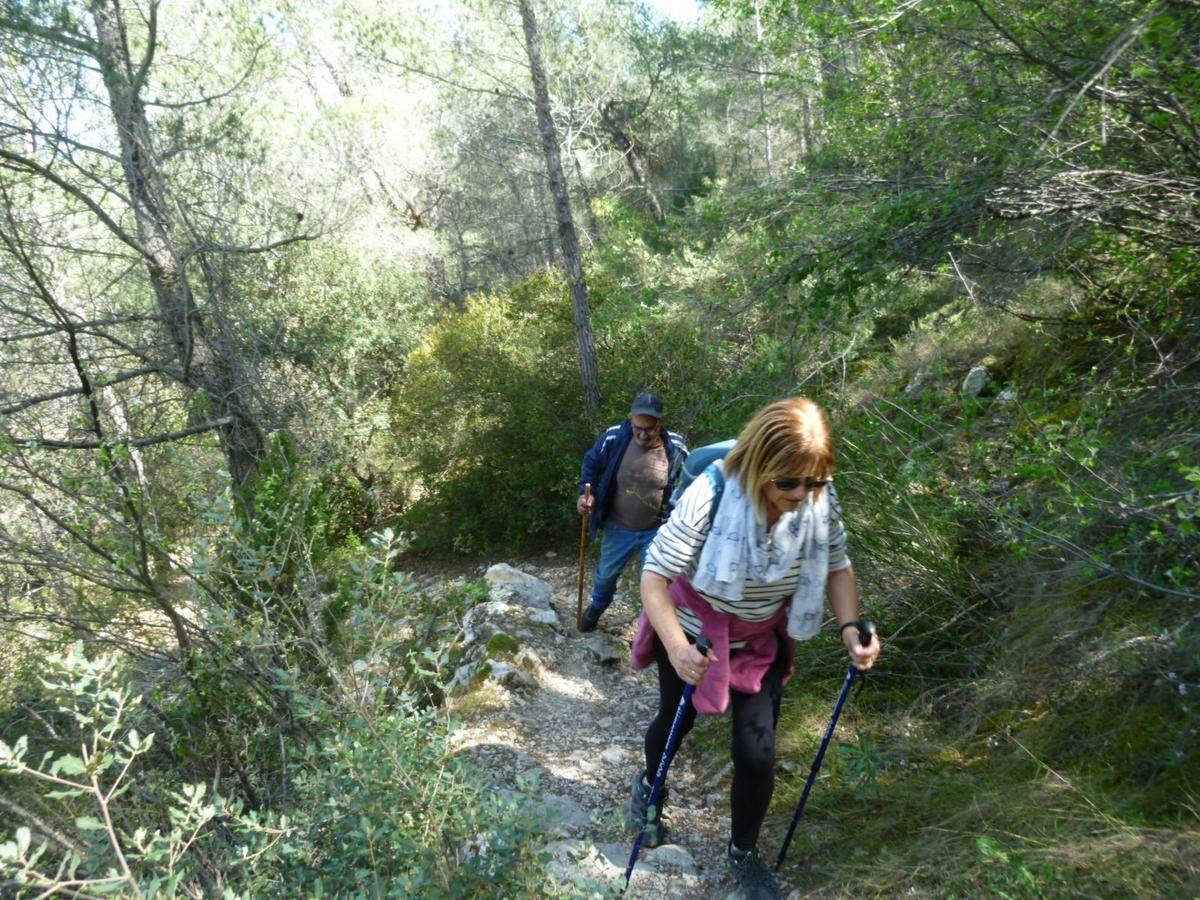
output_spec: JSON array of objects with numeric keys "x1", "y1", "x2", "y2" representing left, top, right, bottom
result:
[{"x1": 704, "y1": 460, "x2": 726, "y2": 527}]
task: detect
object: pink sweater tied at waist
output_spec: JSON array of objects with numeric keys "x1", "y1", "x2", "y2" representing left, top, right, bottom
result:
[{"x1": 630, "y1": 575, "x2": 795, "y2": 715}]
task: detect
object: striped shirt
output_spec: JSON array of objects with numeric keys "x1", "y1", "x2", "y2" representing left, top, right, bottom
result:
[{"x1": 644, "y1": 475, "x2": 851, "y2": 644}]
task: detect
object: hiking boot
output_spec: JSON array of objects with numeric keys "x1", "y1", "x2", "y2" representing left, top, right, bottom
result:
[
  {"x1": 628, "y1": 773, "x2": 668, "y2": 848},
  {"x1": 727, "y1": 844, "x2": 782, "y2": 900},
  {"x1": 579, "y1": 604, "x2": 603, "y2": 633}
]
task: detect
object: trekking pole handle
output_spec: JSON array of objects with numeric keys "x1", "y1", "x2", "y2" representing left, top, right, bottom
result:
[
  {"x1": 858, "y1": 619, "x2": 877, "y2": 649},
  {"x1": 696, "y1": 636, "x2": 712, "y2": 655}
]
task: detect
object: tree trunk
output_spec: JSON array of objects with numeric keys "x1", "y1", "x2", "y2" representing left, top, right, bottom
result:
[
  {"x1": 516, "y1": 0, "x2": 602, "y2": 424},
  {"x1": 601, "y1": 102, "x2": 666, "y2": 224},
  {"x1": 802, "y1": 93, "x2": 816, "y2": 155},
  {"x1": 752, "y1": 0, "x2": 774, "y2": 178},
  {"x1": 91, "y1": 0, "x2": 264, "y2": 493}
]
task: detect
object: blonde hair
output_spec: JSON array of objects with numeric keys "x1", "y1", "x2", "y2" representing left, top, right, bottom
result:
[{"x1": 724, "y1": 397, "x2": 836, "y2": 522}]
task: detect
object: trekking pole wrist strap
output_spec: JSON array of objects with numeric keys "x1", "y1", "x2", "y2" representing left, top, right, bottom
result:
[{"x1": 839, "y1": 620, "x2": 861, "y2": 636}]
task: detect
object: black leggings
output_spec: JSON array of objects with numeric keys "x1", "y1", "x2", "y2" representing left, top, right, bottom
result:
[{"x1": 643, "y1": 636, "x2": 787, "y2": 851}]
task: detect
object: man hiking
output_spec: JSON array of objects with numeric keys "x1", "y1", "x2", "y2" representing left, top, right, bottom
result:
[{"x1": 577, "y1": 392, "x2": 688, "y2": 632}]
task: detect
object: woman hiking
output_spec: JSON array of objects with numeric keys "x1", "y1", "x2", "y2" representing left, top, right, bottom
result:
[{"x1": 628, "y1": 397, "x2": 881, "y2": 899}]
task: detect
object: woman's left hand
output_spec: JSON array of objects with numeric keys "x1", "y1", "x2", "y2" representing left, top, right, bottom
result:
[{"x1": 843, "y1": 625, "x2": 881, "y2": 671}]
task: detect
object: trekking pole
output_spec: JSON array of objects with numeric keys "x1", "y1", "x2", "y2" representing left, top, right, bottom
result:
[
  {"x1": 624, "y1": 636, "x2": 712, "y2": 888},
  {"x1": 776, "y1": 620, "x2": 877, "y2": 870},
  {"x1": 576, "y1": 484, "x2": 591, "y2": 632}
]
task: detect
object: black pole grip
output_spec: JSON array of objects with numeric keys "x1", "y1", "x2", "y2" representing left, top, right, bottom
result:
[
  {"x1": 858, "y1": 619, "x2": 877, "y2": 648},
  {"x1": 696, "y1": 636, "x2": 712, "y2": 654}
]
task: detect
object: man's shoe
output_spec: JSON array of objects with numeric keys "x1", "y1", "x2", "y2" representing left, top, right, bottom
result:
[
  {"x1": 579, "y1": 604, "x2": 603, "y2": 632},
  {"x1": 628, "y1": 773, "x2": 668, "y2": 848},
  {"x1": 727, "y1": 843, "x2": 782, "y2": 899}
]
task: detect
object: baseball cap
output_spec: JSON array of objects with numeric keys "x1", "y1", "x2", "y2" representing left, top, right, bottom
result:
[{"x1": 629, "y1": 392, "x2": 664, "y2": 418}]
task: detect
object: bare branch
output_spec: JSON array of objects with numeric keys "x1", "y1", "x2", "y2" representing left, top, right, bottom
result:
[
  {"x1": 0, "y1": 11, "x2": 97, "y2": 57},
  {"x1": 0, "y1": 367, "x2": 165, "y2": 416},
  {"x1": 0, "y1": 315, "x2": 163, "y2": 344},
  {"x1": 130, "y1": 0, "x2": 159, "y2": 94},
  {"x1": 7, "y1": 416, "x2": 233, "y2": 450},
  {"x1": 189, "y1": 232, "x2": 321, "y2": 257},
  {"x1": 0, "y1": 148, "x2": 149, "y2": 257},
  {"x1": 0, "y1": 795, "x2": 86, "y2": 856},
  {"x1": 380, "y1": 55, "x2": 531, "y2": 104},
  {"x1": 143, "y1": 38, "x2": 266, "y2": 110}
]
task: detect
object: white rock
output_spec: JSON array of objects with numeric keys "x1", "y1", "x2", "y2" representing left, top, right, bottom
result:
[
  {"x1": 903, "y1": 372, "x2": 930, "y2": 398},
  {"x1": 580, "y1": 632, "x2": 623, "y2": 665},
  {"x1": 462, "y1": 598, "x2": 557, "y2": 645},
  {"x1": 528, "y1": 606, "x2": 559, "y2": 627},
  {"x1": 448, "y1": 661, "x2": 478, "y2": 690},
  {"x1": 599, "y1": 746, "x2": 625, "y2": 765},
  {"x1": 485, "y1": 563, "x2": 553, "y2": 609},
  {"x1": 482, "y1": 660, "x2": 538, "y2": 690},
  {"x1": 499, "y1": 791, "x2": 591, "y2": 836},
  {"x1": 538, "y1": 794, "x2": 592, "y2": 834},
  {"x1": 593, "y1": 841, "x2": 702, "y2": 894},
  {"x1": 961, "y1": 365, "x2": 990, "y2": 396},
  {"x1": 642, "y1": 843, "x2": 698, "y2": 875},
  {"x1": 571, "y1": 750, "x2": 600, "y2": 774},
  {"x1": 542, "y1": 839, "x2": 619, "y2": 891}
]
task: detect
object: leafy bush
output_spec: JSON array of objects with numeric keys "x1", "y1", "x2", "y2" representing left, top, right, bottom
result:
[
  {"x1": 1, "y1": 629, "x2": 554, "y2": 897},
  {"x1": 274, "y1": 706, "x2": 550, "y2": 897},
  {"x1": 0, "y1": 646, "x2": 280, "y2": 897},
  {"x1": 391, "y1": 272, "x2": 593, "y2": 553}
]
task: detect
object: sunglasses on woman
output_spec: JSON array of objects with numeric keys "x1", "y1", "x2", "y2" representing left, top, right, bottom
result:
[{"x1": 771, "y1": 477, "x2": 832, "y2": 493}]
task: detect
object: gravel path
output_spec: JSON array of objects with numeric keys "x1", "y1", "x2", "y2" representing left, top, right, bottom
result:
[{"x1": 443, "y1": 557, "x2": 803, "y2": 898}]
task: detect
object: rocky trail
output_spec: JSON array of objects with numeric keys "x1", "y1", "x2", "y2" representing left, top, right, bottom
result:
[{"x1": 437, "y1": 558, "x2": 808, "y2": 898}]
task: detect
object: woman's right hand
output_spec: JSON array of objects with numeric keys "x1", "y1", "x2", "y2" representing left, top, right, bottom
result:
[{"x1": 668, "y1": 640, "x2": 716, "y2": 686}]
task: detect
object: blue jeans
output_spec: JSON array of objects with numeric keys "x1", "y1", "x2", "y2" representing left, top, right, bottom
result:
[{"x1": 591, "y1": 523, "x2": 659, "y2": 612}]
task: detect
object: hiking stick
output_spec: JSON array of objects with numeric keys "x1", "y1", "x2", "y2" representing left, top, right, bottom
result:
[
  {"x1": 576, "y1": 483, "x2": 591, "y2": 631},
  {"x1": 776, "y1": 620, "x2": 877, "y2": 870},
  {"x1": 624, "y1": 636, "x2": 712, "y2": 888}
]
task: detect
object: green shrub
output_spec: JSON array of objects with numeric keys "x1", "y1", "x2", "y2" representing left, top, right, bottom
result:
[
  {"x1": 266, "y1": 705, "x2": 551, "y2": 897},
  {"x1": 0, "y1": 646, "x2": 554, "y2": 897},
  {"x1": 391, "y1": 273, "x2": 592, "y2": 553}
]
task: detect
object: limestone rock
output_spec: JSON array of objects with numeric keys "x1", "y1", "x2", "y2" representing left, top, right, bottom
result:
[
  {"x1": 903, "y1": 371, "x2": 931, "y2": 399},
  {"x1": 542, "y1": 840, "x2": 701, "y2": 897},
  {"x1": 961, "y1": 365, "x2": 990, "y2": 397},
  {"x1": 642, "y1": 843, "x2": 698, "y2": 876},
  {"x1": 499, "y1": 790, "x2": 592, "y2": 836},
  {"x1": 599, "y1": 745, "x2": 626, "y2": 765},
  {"x1": 542, "y1": 840, "x2": 618, "y2": 892},
  {"x1": 580, "y1": 632, "x2": 625, "y2": 665},
  {"x1": 479, "y1": 659, "x2": 538, "y2": 690},
  {"x1": 485, "y1": 563, "x2": 553, "y2": 610},
  {"x1": 463, "y1": 599, "x2": 557, "y2": 647}
]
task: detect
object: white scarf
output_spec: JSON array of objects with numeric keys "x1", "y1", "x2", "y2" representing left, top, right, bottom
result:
[{"x1": 691, "y1": 464, "x2": 831, "y2": 640}]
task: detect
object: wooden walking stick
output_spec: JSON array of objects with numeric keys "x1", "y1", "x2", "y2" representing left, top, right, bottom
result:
[{"x1": 576, "y1": 483, "x2": 591, "y2": 631}]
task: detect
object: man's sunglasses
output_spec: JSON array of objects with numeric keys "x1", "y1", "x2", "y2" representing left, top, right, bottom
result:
[{"x1": 771, "y1": 477, "x2": 832, "y2": 493}]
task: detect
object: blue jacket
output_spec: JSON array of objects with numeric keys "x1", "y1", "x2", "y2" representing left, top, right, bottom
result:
[{"x1": 579, "y1": 420, "x2": 689, "y2": 539}]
